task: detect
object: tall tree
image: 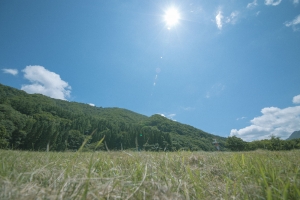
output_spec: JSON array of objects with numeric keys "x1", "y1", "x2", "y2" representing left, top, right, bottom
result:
[{"x1": 226, "y1": 136, "x2": 246, "y2": 151}]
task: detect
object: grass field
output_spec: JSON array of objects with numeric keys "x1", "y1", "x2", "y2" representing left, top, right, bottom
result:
[{"x1": 0, "y1": 150, "x2": 299, "y2": 200}]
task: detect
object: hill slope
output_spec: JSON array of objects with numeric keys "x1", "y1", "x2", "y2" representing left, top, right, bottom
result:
[
  {"x1": 0, "y1": 83, "x2": 226, "y2": 151},
  {"x1": 287, "y1": 131, "x2": 300, "y2": 140}
]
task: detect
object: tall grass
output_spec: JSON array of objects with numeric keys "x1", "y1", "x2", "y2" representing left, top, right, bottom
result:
[{"x1": 0, "y1": 150, "x2": 299, "y2": 199}]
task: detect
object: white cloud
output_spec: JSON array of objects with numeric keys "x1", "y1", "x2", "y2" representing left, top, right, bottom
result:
[
  {"x1": 247, "y1": 0, "x2": 258, "y2": 8},
  {"x1": 265, "y1": 0, "x2": 282, "y2": 6},
  {"x1": 215, "y1": 11, "x2": 223, "y2": 30},
  {"x1": 215, "y1": 11, "x2": 239, "y2": 30},
  {"x1": 284, "y1": 15, "x2": 300, "y2": 31},
  {"x1": 230, "y1": 104, "x2": 300, "y2": 141},
  {"x1": 21, "y1": 65, "x2": 71, "y2": 100},
  {"x1": 293, "y1": 0, "x2": 299, "y2": 5},
  {"x1": 293, "y1": 95, "x2": 300, "y2": 104},
  {"x1": 2, "y1": 68, "x2": 18, "y2": 76},
  {"x1": 88, "y1": 103, "x2": 95, "y2": 107}
]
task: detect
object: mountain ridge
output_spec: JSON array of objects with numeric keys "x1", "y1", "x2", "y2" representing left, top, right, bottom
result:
[{"x1": 0, "y1": 83, "x2": 225, "y2": 151}]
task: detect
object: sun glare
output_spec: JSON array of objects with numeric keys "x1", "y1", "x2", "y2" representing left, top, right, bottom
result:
[{"x1": 164, "y1": 8, "x2": 180, "y2": 28}]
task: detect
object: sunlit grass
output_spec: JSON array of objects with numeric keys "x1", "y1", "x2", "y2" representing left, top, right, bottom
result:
[{"x1": 0, "y1": 150, "x2": 299, "y2": 199}]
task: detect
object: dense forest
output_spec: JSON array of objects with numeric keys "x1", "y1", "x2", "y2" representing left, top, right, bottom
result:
[
  {"x1": 0, "y1": 83, "x2": 226, "y2": 151},
  {"x1": 1, "y1": 83, "x2": 300, "y2": 152}
]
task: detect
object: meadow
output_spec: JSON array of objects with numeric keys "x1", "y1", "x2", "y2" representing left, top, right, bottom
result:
[{"x1": 0, "y1": 150, "x2": 299, "y2": 200}]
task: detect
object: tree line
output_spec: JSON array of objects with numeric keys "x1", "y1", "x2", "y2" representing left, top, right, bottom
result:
[{"x1": 226, "y1": 135, "x2": 300, "y2": 151}]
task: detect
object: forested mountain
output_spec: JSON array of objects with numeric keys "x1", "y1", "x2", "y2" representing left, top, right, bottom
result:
[
  {"x1": 287, "y1": 131, "x2": 300, "y2": 140},
  {"x1": 141, "y1": 114, "x2": 225, "y2": 151},
  {"x1": 0, "y1": 83, "x2": 225, "y2": 151}
]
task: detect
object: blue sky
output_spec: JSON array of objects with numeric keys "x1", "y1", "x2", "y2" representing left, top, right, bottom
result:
[{"x1": 1, "y1": 0, "x2": 300, "y2": 141}]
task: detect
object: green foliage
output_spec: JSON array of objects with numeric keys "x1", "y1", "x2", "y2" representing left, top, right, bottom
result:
[
  {"x1": 0, "y1": 125, "x2": 9, "y2": 149},
  {"x1": 67, "y1": 130, "x2": 85, "y2": 150},
  {"x1": 226, "y1": 136, "x2": 247, "y2": 151}
]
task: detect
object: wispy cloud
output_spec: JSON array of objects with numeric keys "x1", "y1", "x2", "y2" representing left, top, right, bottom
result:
[
  {"x1": 265, "y1": 0, "x2": 282, "y2": 6},
  {"x1": 153, "y1": 74, "x2": 158, "y2": 86},
  {"x1": 205, "y1": 92, "x2": 211, "y2": 99},
  {"x1": 284, "y1": 15, "x2": 300, "y2": 31},
  {"x1": 293, "y1": 0, "x2": 299, "y2": 5},
  {"x1": 236, "y1": 117, "x2": 247, "y2": 121},
  {"x1": 293, "y1": 94, "x2": 300, "y2": 104},
  {"x1": 2, "y1": 68, "x2": 18, "y2": 76},
  {"x1": 181, "y1": 106, "x2": 195, "y2": 111},
  {"x1": 225, "y1": 11, "x2": 239, "y2": 24},
  {"x1": 215, "y1": 11, "x2": 223, "y2": 30},
  {"x1": 21, "y1": 65, "x2": 71, "y2": 100},
  {"x1": 247, "y1": 0, "x2": 258, "y2": 8},
  {"x1": 230, "y1": 96, "x2": 300, "y2": 141},
  {"x1": 205, "y1": 83, "x2": 225, "y2": 98}
]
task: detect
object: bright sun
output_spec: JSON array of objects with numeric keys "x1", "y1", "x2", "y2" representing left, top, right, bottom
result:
[{"x1": 164, "y1": 8, "x2": 180, "y2": 28}]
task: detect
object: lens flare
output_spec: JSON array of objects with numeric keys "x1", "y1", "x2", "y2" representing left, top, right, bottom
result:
[{"x1": 164, "y1": 8, "x2": 180, "y2": 28}]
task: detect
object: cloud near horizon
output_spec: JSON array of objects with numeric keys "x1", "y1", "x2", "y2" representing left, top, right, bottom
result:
[
  {"x1": 230, "y1": 95, "x2": 300, "y2": 141},
  {"x1": 160, "y1": 113, "x2": 177, "y2": 121},
  {"x1": 21, "y1": 65, "x2": 71, "y2": 100},
  {"x1": 2, "y1": 68, "x2": 18, "y2": 76}
]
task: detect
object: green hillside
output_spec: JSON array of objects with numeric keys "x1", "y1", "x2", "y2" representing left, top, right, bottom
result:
[
  {"x1": 287, "y1": 131, "x2": 300, "y2": 140},
  {"x1": 141, "y1": 114, "x2": 225, "y2": 151},
  {"x1": 0, "y1": 83, "x2": 226, "y2": 151}
]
